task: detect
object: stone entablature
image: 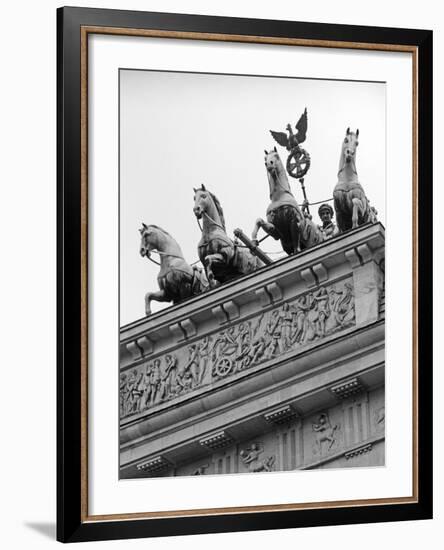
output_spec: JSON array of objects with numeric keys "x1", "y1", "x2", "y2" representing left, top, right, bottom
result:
[
  {"x1": 120, "y1": 321, "x2": 384, "y2": 476},
  {"x1": 120, "y1": 319, "x2": 383, "y2": 441},
  {"x1": 121, "y1": 384, "x2": 385, "y2": 478},
  {"x1": 119, "y1": 224, "x2": 385, "y2": 478},
  {"x1": 120, "y1": 223, "x2": 384, "y2": 420}
]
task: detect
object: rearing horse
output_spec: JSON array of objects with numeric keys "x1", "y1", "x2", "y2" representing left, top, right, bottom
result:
[
  {"x1": 193, "y1": 185, "x2": 262, "y2": 287},
  {"x1": 333, "y1": 128, "x2": 374, "y2": 232},
  {"x1": 251, "y1": 148, "x2": 323, "y2": 254},
  {"x1": 139, "y1": 223, "x2": 208, "y2": 315}
]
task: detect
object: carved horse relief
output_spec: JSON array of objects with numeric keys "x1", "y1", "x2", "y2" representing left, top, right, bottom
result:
[
  {"x1": 193, "y1": 185, "x2": 263, "y2": 287},
  {"x1": 333, "y1": 128, "x2": 376, "y2": 232},
  {"x1": 139, "y1": 224, "x2": 208, "y2": 315},
  {"x1": 312, "y1": 413, "x2": 339, "y2": 454},
  {"x1": 251, "y1": 148, "x2": 323, "y2": 255},
  {"x1": 240, "y1": 443, "x2": 275, "y2": 473}
]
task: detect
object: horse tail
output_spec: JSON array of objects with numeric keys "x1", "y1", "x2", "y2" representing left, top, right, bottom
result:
[
  {"x1": 275, "y1": 206, "x2": 301, "y2": 255},
  {"x1": 334, "y1": 189, "x2": 352, "y2": 232}
]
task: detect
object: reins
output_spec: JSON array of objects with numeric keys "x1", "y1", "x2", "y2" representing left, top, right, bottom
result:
[
  {"x1": 202, "y1": 210, "x2": 226, "y2": 231},
  {"x1": 145, "y1": 249, "x2": 200, "y2": 267},
  {"x1": 147, "y1": 193, "x2": 336, "y2": 270},
  {"x1": 308, "y1": 198, "x2": 334, "y2": 205}
]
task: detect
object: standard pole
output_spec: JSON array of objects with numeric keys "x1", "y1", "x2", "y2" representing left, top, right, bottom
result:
[{"x1": 233, "y1": 229, "x2": 273, "y2": 265}]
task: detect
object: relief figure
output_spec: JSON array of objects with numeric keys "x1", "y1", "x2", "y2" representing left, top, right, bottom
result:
[
  {"x1": 240, "y1": 443, "x2": 275, "y2": 473},
  {"x1": 312, "y1": 413, "x2": 339, "y2": 454}
]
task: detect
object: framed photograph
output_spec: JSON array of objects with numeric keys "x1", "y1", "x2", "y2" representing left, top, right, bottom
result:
[{"x1": 57, "y1": 6, "x2": 433, "y2": 543}]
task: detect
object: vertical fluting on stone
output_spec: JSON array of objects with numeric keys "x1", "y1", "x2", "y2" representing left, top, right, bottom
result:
[
  {"x1": 290, "y1": 427, "x2": 296, "y2": 469},
  {"x1": 296, "y1": 418, "x2": 305, "y2": 466},
  {"x1": 353, "y1": 403, "x2": 361, "y2": 442},
  {"x1": 341, "y1": 392, "x2": 370, "y2": 448},
  {"x1": 277, "y1": 432, "x2": 284, "y2": 471},
  {"x1": 275, "y1": 419, "x2": 301, "y2": 468},
  {"x1": 361, "y1": 393, "x2": 370, "y2": 442},
  {"x1": 342, "y1": 400, "x2": 353, "y2": 447}
]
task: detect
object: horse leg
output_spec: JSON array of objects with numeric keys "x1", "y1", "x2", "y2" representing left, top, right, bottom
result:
[
  {"x1": 251, "y1": 218, "x2": 265, "y2": 242},
  {"x1": 361, "y1": 197, "x2": 370, "y2": 223},
  {"x1": 328, "y1": 435, "x2": 336, "y2": 450},
  {"x1": 259, "y1": 222, "x2": 281, "y2": 249},
  {"x1": 204, "y1": 253, "x2": 224, "y2": 288},
  {"x1": 335, "y1": 207, "x2": 345, "y2": 233},
  {"x1": 144, "y1": 289, "x2": 168, "y2": 316},
  {"x1": 252, "y1": 218, "x2": 280, "y2": 245},
  {"x1": 352, "y1": 198, "x2": 363, "y2": 229},
  {"x1": 328, "y1": 426, "x2": 338, "y2": 450},
  {"x1": 334, "y1": 195, "x2": 347, "y2": 232},
  {"x1": 290, "y1": 215, "x2": 301, "y2": 254}
]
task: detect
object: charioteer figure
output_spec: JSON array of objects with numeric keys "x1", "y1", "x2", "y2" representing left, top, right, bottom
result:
[{"x1": 317, "y1": 203, "x2": 339, "y2": 240}]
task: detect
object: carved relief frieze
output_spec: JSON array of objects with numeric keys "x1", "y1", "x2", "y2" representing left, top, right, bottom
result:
[
  {"x1": 193, "y1": 464, "x2": 209, "y2": 475},
  {"x1": 311, "y1": 412, "x2": 341, "y2": 456},
  {"x1": 120, "y1": 278, "x2": 356, "y2": 419},
  {"x1": 240, "y1": 443, "x2": 275, "y2": 473},
  {"x1": 374, "y1": 406, "x2": 385, "y2": 432}
]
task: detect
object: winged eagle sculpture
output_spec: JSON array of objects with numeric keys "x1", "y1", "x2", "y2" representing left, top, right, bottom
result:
[{"x1": 270, "y1": 108, "x2": 311, "y2": 179}]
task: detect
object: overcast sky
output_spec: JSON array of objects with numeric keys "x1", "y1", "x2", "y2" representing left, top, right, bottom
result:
[{"x1": 120, "y1": 69, "x2": 385, "y2": 325}]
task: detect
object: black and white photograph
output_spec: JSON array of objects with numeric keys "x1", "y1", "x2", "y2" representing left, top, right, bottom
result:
[
  {"x1": 0, "y1": 0, "x2": 438, "y2": 546},
  {"x1": 119, "y1": 69, "x2": 386, "y2": 479}
]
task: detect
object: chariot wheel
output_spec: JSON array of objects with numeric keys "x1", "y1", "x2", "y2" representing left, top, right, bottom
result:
[
  {"x1": 286, "y1": 147, "x2": 311, "y2": 179},
  {"x1": 215, "y1": 357, "x2": 233, "y2": 377}
]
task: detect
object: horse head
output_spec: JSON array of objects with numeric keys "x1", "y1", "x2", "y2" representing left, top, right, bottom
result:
[
  {"x1": 193, "y1": 184, "x2": 226, "y2": 229},
  {"x1": 264, "y1": 147, "x2": 285, "y2": 181},
  {"x1": 139, "y1": 223, "x2": 170, "y2": 257},
  {"x1": 341, "y1": 127, "x2": 359, "y2": 166},
  {"x1": 192, "y1": 184, "x2": 209, "y2": 220}
]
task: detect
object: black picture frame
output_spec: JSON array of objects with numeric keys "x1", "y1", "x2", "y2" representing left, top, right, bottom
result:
[{"x1": 57, "y1": 6, "x2": 433, "y2": 543}]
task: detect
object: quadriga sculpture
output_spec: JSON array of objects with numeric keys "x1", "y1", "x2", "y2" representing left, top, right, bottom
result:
[
  {"x1": 251, "y1": 148, "x2": 323, "y2": 255},
  {"x1": 333, "y1": 128, "x2": 377, "y2": 231},
  {"x1": 139, "y1": 223, "x2": 208, "y2": 315},
  {"x1": 193, "y1": 185, "x2": 263, "y2": 287}
]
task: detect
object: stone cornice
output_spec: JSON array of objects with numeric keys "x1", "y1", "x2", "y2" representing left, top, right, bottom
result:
[
  {"x1": 264, "y1": 405, "x2": 299, "y2": 424},
  {"x1": 329, "y1": 377, "x2": 366, "y2": 400}
]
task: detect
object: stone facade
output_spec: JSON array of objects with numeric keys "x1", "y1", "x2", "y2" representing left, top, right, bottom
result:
[{"x1": 120, "y1": 223, "x2": 385, "y2": 478}]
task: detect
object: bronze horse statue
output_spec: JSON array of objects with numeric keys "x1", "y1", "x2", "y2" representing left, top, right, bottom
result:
[
  {"x1": 251, "y1": 148, "x2": 323, "y2": 255},
  {"x1": 193, "y1": 185, "x2": 263, "y2": 287},
  {"x1": 139, "y1": 223, "x2": 208, "y2": 315},
  {"x1": 333, "y1": 128, "x2": 376, "y2": 231}
]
